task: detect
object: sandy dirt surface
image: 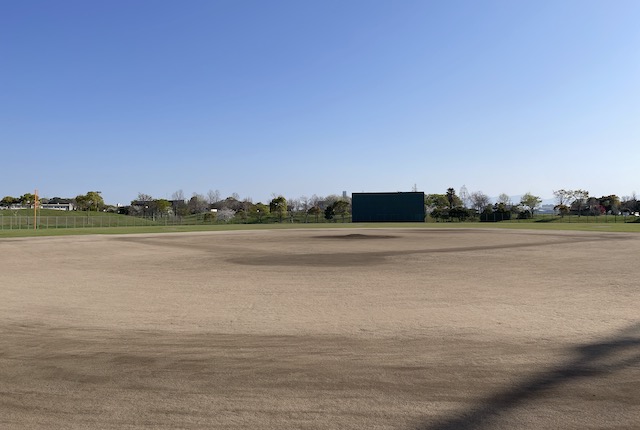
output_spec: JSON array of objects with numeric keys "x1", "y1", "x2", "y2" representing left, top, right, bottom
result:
[{"x1": 1, "y1": 228, "x2": 639, "y2": 429}]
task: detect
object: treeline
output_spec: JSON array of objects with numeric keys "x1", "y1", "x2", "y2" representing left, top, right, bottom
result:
[
  {"x1": 3, "y1": 187, "x2": 640, "y2": 224},
  {"x1": 426, "y1": 187, "x2": 640, "y2": 222},
  {"x1": 117, "y1": 190, "x2": 352, "y2": 224}
]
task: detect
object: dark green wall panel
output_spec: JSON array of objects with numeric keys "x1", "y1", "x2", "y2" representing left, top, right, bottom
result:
[{"x1": 352, "y1": 192, "x2": 425, "y2": 222}]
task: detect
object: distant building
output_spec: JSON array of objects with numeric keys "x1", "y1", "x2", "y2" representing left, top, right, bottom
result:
[
  {"x1": 40, "y1": 202, "x2": 75, "y2": 211},
  {"x1": 0, "y1": 202, "x2": 75, "y2": 211},
  {"x1": 538, "y1": 204, "x2": 555, "y2": 214}
]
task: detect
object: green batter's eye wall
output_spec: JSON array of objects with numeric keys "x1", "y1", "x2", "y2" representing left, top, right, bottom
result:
[{"x1": 351, "y1": 192, "x2": 425, "y2": 222}]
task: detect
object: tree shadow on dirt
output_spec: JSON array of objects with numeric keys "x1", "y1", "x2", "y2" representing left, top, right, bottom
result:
[{"x1": 417, "y1": 323, "x2": 640, "y2": 430}]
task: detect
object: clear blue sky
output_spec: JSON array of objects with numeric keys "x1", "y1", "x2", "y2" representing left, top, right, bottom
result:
[{"x1": 2, "y1": 0, "x2": 639, "y2": 205}]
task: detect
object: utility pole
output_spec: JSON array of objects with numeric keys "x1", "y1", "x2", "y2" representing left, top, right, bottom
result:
[{"x1": 34, "y1": 189, "x2": 39, "y2": 230}]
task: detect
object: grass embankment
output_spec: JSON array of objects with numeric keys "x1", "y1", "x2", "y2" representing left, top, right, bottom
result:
[{"x1": 0, "y1": 209, "x2": 156, "y2": 230}]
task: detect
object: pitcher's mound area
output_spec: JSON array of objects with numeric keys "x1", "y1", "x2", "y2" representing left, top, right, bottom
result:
[{"x1": 1, "y1": 228, "x2": 639, "y2": 429}]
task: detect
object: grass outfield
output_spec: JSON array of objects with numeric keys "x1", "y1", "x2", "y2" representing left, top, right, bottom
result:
[{"x1": 1, "y1": 220, "x2": 640, "y2": 238}]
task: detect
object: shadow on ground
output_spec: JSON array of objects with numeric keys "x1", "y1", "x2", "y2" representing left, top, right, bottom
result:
[
  {"x1": 229, "y1": 234, "x2": 628, "y2": 267},
  {"x1": 417, "y1": 323, "x2": 640, "y2": 430}
]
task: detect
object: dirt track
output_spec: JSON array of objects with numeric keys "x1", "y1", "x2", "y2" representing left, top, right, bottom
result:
[{"x1": 1, "y1": 228, "x2": 639, "y2": 429}]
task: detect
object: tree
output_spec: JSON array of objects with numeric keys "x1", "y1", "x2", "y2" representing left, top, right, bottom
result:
[
  {"x1": 520, "y1": 192, "x2": 542, "y2": 217},
  {"x1": 307, "y1": 206, "x2": 321, "y2": 223},
  {"x1": 552, "y1": 189, "x2": 573, "y2": 218},
  {"x1": 172, "y1": 189, "x2": 185, "y2": 201},
  {"x1": 598, "y1": 195, "x2": 620, "y2": 214},
  {"x1": 287, "y1": 197, "x2": 301, "y2": 222},
  {"x1": 556, "y1": 205, "x2": 570, "y2": 217},
  {"x1": 19, "y1": 193, "x2": 35, "y2": 206},
  {"x1": 470, "y1": 191, "x2": 490, "y2": 214},
  {"x1": 621, "y1": 193, "x2": 638, "y2": 213},
  {"x1": 136, "y1": 193, "x2": 154, "y2": 203},
  {"x1": 430, "y1": 207, "x2": 450, "y2": 222},
  {"x1": 332, "y1": 200, "x2": 350, "y2": 222},
  {"x1": 1, "y1": 196, "x2": 19, "y2": 207},
  {"x1": 252, "y1": 203, "x2": 269, "y2": 223},
  {"x1": 131, "y1": 193, "x2": 154, "y2": 217},
  {"x1": 572, "y1": 190, "x2": 589, "y2": 216},
  {"x1": 75, "y1": 191, "x2": 104, "y2": 211},
  {"x1": 485, "y1": 202, "x2": 511, "y2": 222},
  {"x1": 449, "y1": 207, "x2": 473, "y2": 222},
  {"x1": 446, "y1": 188, "x2": 458, "y2": 209},
  {"x1": 309, "y1": 194, "x2": 321, "y2": 208},
  {"x1": 171, "y1": 190, "x2": 188, "y2": 217},
  {"x1": 207, "y1": 189, "x2": 220, "y2": 205},
  {"x1": 497, "y1": 193, "x2": 511, "y2": 206},
  {"x1": 324, "y1": 194, "x2": 342, "y2": 208},
  {"x1": 89, "y1": 191, "x2": 104, "y2": 211},
  {"x1": 553, "y1": 189, "x2": 574, "y2": 207},
  {"x1": 425, "y1": 194, "x2": 449, "y2": 213},
  {"x1": 297, "y1": 195, "x2": 311, "y2": 221},
  {"x1": 235, "y1": 198, "x2": 253, "y2": 223},
  {"x1": 269, "y1": 196, "x2": 287, "y2": 222},
  {"x1": 188, "y1": 193, "x2": 209, "y2": 214},
  {"x1": 587, "y1": 197, "x2": 604, "y2": 216},
  {"x1": 324, "y1": 205, "x2": 335, "y2": 221},
  {"x1": 217, "y1": 208, "x2": 235, "y2": 222},
  {"x1": 154, "y1": 199, "x2": 171, "y2": 217},
  {"x1": 215, "y1": 196, "x2": 238, "y2": 211}
]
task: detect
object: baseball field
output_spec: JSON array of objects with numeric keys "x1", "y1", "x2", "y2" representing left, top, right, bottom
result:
[{"x1": 1, "y1": 228, "x2": 639, "y2": 429}]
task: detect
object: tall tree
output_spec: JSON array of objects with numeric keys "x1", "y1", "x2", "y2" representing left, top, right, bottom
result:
[
  {"x1": 188, "y1": 193, "x2": 209, "y2": 214},
  {"x1": 553, "y1": 189, "x2": 574, "y2": 207},
  {"x1": 324, "y1": 205, "x2": 335, "y2": 221},
  {"x1": 497, "y1": 193, "x2": 511, "y2": 206},
  {"x1": 252, "y1": 203, "x2": 269, "y2": 223},
  {"x1": 172, "y1": 190, "x2": 185, "y2": 202},
  {"x1": 19, "y1": 193, "x2": 35, "y2": 205},
  {"x1": 136, "y1": 193, "x2": 153, "y2": 203},
  {"x1": 470, "y1": 191, "x2": 490, "y2": 214},
  {"x1": 553, "y1": 189, "x2": 575, "y2": 217},
  {"x1": 598, "y1": 195, "x2": 620, "y2": 214},
  {"x1": 207, "y1": 189, "x2": 221, "y2": 205},
  {"x1": 588, "y1": 197, "x2": 604, "y2": 215},
  {"x1": 75, "y1": 191, "x2": 104, "y2": 211},
  {"x1": 520, "y1": 193, "x2": 542, "y2": 217},
  {"x1": 621, "y1": 194, "x2": 639, "y2": 213},
  {"x1": 307, "y1": 206, "x2": 321, "y2": 223},
  {"x1": 446, "y1": 188, "x2": 460, "y2": 209},
  {"x1": 154, "y1": 199, "x2": 171, "y2": 216},
  {"x1": 572, "y1": 189, "x2": 589, "y2": 216},
  {"x1": 171, "y1": 190, "x2": 188, "y2": 217},
  {"x1": 332, "y1": 200, "x2": 350, "y2": 222},
  {"x1": 269, "y1": 196, "x2": 287, "y2": 222}
]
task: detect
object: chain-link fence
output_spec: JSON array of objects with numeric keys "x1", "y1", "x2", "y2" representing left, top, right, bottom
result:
[
  {"x1": 0, "y1": 213, "x2": 351, "y2": 230},
  {"x1": 1, "y1": 213, "x2": 638, "y2": 230},
  {"x1": 0, "y1": 215, "x2": 181, "y2": 230}
]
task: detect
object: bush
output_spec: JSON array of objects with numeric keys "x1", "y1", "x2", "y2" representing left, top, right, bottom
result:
[{"x1": 517, "y1": 210, "x2": 532, "y2": 220}]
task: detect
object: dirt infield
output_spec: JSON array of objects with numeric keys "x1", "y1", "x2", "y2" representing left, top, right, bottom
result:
[{"x1": 1, "y1": 228, "x2": 639, "y2": 429}]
